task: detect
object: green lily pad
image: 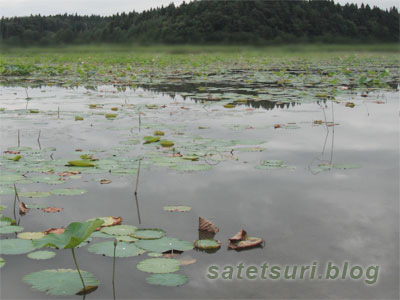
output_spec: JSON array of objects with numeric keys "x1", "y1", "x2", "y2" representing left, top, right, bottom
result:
[
  {"x1": 194, "y1": 239, "x2": 221, "y2": 250},
  {"x1": 116, "y1": 235, "x2": 138, "y2": 242},
  {"x1": 30, "y1": 175, "x2": 65, "y2": 185},
  {"x1": 148, "y1": 252, "x2": 163, "y2": 257},
  {"x1": 100, "y1": 225, "x2": 137, "y2": 236},
  {"x1": 163, "y1": 206, "x2": 192, "y2": 212},
  {"x1": 0, "y1": 225, "x2": 24, "y2": 234},
  {"x1": 146, "y1": 273, "x2": 188, "y2": 286},
  {"x1": 88, "y1": 241, "x2": 145, "y2": 257},
  {"x1": 50, "y1": 189, "x2": 87, "y2": 196},
  {"x1": 18, "y1": 232, "x2": 45, "y2": 240},
  {"x1": 33, "y1": 219, "x2": 104, "y2": 249},
  {"x1": 137, "y1": 258, "x2": 180, "y2": 274},
  {"x1": 0, "y1": 186, "x2": 14, "y2": 195},
  {"x1": 170, "y1": 164, "x2": 212, "y2": 172},
  {"x1": 23, "y1": 269, "x2": 99, "y2": 296},
  {"x1": 67, "y1": 160, "x2": 94, "y2": 167},
  {"x1": 143, "y1": 136, "x2": 160, "y2": 144},
  {"x1": 132, "y1": 229, "x2": 165, "y2": 240},
  {"x1": 136, "y1": 237, "x2": 194, "y2": 253},
  {"x1": 27, "y1": 250, "x2": 56, "y2": 260},
  {"x1": 91, "y1": 231, "x2": 113, "y2": 239},
  {"x1": 0, "y1": 238, "x2": 35, "y2": 255},
  {"x1": 25, "y1": 203, "x2": 48, "y2": 209},
  {"x1": 19, "y1": 191, "x2": 51, "y2": 198},
  {"x1": 160, "y1": 140, "x2": 174, "y2": 147},
  {"x1": 0, "y1": 257, "x2": 4, "y2": 268}
]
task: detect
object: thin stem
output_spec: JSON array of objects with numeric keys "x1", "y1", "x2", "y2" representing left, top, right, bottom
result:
[
  {"x1": 112, "y1": 240, "x2": 117, "y2": 300},
  {"x1": 134, "y1": 159, "x2": 142, "y2": 196},
  {"x1": 71, "y1": 248, "x2": 86, "y2": 293},
  {"x1": 37, "y1": 130, "x2": 41, "y2": 150},
  {"x1": 17, "y1": 130, "x2": 20, "y2": 147}
]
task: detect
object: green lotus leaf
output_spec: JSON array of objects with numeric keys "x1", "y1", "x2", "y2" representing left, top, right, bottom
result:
[
  {"x1": 100, "y1": 225, "x2": 137, "y2": 236},
  {"x1": 170, "y1": 164, "x2": 212, "y2": 172},
  {"x1": 18, "y1": 232, "x2": 45, "y2": 240},
  {"x1": 143, "y1": 136, "x2": 160, "y2": 144},
  {"x1": 27, "y1": 250, "x2": 56, "y2": 260},
  {"x1": 67, "y1": 160, "x2": 94, "y2": 167},
  {"x1": 116, "y1": 235, "x2": 138, "y2": 242},
  {"x1": 88, "y1": 241, "x2": 145, "y2": 257},
  {"x1": 50, "y1": 188, "x2": 87, "y2": 196},
  {"x1": 23, "y1": 269, "x2": 99, "y2": 296},
  {"x1": 160, "y1": 140, "x2": 174, "y2": 147},
  {"x1": 163, "y1": 206, "x2": 192, "y2": 212},
  {"x1": 19, "y1": 191, "x2": 51, "y2": 198},
  {"x1": 136, "y1": 237, "x2": 194, "y2": 253},
  {"x1": 0, "y1": 186, "x2": 14, "y2": 195},
  {"x1": 33, "y1": 219, "x2": 104, "y2": 249},
  {"x1": 194, "y1": 239, "x2": 221, "y2": 250},
  {"x1": 0, "y1": 225, "x2": 24, "y2": 234},
  {"x1": 132, "y1": 229, "x2": 165, "y2": 240},
  {"x1": 25, "y1": 203, "x2": 48, "y2": 209},
  {"x1": 91, "y1": 231, "x2": 113, "y2": 239},
  {"x1": 154, "y1": 131, "x2": 164, "y2": 136},
  {"x1": 0, "y1": 238, "x2": 36, "y2": 255},
  {"x1": 0, "y1": 257, "x2": 4, "y2": 268},
  {"x1": 137, "y1": 258, "x2": 180, "y2": 274},
  {"x1": 146, "y1": 273, "x2": 188, "y2": 286},
  {"x1": 147, "y1": 252, "x2": 163, "y2": 257},
  {"x1": 30, "y1": 175, "x2": 65, "y2": 185}
]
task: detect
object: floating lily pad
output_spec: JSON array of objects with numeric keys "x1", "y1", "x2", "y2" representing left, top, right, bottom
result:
[
  {"x1": 132, "y1": 229, "x2": 165, "y2": 240},
  {"x1": 25, "y1": 203, "x2": 48, "y2": 209},
  {"x1": 170, "y1": 164, "x2": 212, "y2": 172},
  {"x1": 27, "y1": 250, "x2": 56, "y2": 260},
  {"x1": 23, "y1": 269, "x2": 99, "y2": 296},
  {"x1": 0, "y1": 257, "x2": 4, "y2": 268},
  {"x1": 163, "y1": 206, "x2": 192, "y2": 212},
  {"x1": 160, "y1": 140, "x2": 174, "y2": 147},
  {"x1": 137, "y1": 258, "x2": 180, "y2": 274},
  {"x1": 91, "y1": 231, "x2": 113, "y2": 239},
  {"x1": 18, "y1": 232, "x2": 45, "y2": 240},
  {"x1": 148, "y1": 252, "x2": 163, "y2": 257},
  {"x1": 0, "y1": 225, "x2": 24, "y2": 234},
  {"x1": 146, "y1": 273, "x2": 188, "y2": 286},
  {"x1": 194, "y1": 239, "x2": 221, "y2": 250},
  {"x1": 30, "y1": 175, "x2": 65, "y2": 185},
  {"x1": 136, "y1": 237, "x2": 194, "y2": 253},
  {"x1": 19, "y1": 191, "x2": 51, "y2": 198},
  {"x1": 116, "y1": 235, "x2": 138, "y2": 242},
  {"x1": 0, "y1": 186, "x2": 14, "y2": 195},
  {"x1": 67, "y1": 160, "x2": 94, "y2": 167},
  {"x1": 0, "y1": 238, "x2": 35, "y2": 255},
  {"x1": 88, "y1": 241, "x2": 145, "y2": 257},
  {"x1": 143, "y1": 136, "x2": 160, "y2": 144},
  {"x1": 100, "y1": 225, "x2": 137, "y2": 236},
  {"x1": 50, "y1": 189, "x2": 87, "y2": 196}
]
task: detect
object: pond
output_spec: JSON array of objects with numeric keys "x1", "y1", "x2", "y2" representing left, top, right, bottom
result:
[{"x1": 0, "y1": 69, "x2": 399, "y2": 298}]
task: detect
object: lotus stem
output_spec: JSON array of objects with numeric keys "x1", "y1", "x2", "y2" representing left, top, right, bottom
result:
[
  {"x1": 71, "y1": 248, "x2": 86, "y2": 293},
  {"x1": 112, "y1": 239, "x2": 117, "y2": 300},
  {"x1": 17, "y1": 129, "x2": 20, "y2": 147},
  {"x1": 134, "y1": 159, "x2": 141, "y2": 196},
  {"x1": 37, "y1": 130, "x2": 41, "y2": 150}
]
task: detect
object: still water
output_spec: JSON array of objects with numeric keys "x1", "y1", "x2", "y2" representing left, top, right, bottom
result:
[{"x1": 0, "y1": 86, "x2": 398, "y2": 299}]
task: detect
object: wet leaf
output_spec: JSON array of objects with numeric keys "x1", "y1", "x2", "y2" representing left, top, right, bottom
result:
[
  {"x1": 136, "y1": 237, "x2": 194, "y2": 253},
  {"x1": 137, "y1": 258, "x2": 180, "y2": 274},
  {"x1": 228, "y1": 229, "x2": 263, "y2": 250},
  {"x1": 27, "y1": 250, "x2": 56, "y2": 260},
  {"x1": 132, "y1": 229, "x2": 166, "y2": 240},
  {"x1": 199, "y1": 217, "x2": 219, "y2": 233},
  {"x1": 163, "y1": 206, "x2": 192, "y2": 212},
  {"x1": 146, "y1": 273, "x2": 188, "y2": 286},
  {"x1": 23, "y1": 269, "x2": 99, "y2": 296},
  {"x1": 87, "y1": 241, "x2": 145, "y2": 257},
  {"x1": 0, "y1": 238, "x2": 35, "y2": 255}
]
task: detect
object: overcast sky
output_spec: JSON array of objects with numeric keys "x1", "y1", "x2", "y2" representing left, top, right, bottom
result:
[{"x1": 0, "y1": 0, "x2": 398, "y2": 18}]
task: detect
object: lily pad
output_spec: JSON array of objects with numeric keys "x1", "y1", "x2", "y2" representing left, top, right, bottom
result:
[
  {"x1": 23, "y1": 269, "x2": 99, "y2": 296},
  {"x1": 194, "y1": 239, "x2": 221, "y2": 250},
  {"x1": 160, "y1": 140, "x2": 174, "y2": 147},
  {"x1": 0, "y1": 225, "x2": 24, "y2": 234},
  {"x1": 137, "y1": 258, "x2": 180, "y2": 274},
  {"x1": 88, "y1": 241, "x2": 145, "y2": 257},
  {"x1": 132, "y1": 229, "x2": 166, "y2": 240},
  {"x1": 143, "y1": 136, "x2": 160, "y2": 144},
  {"x1": 50, "y1": 189, "x2": 87, "y2": 196},
  {"x1": 100, "y1": 225, "x2": 137, "y2": 236},
  {"x1": 67, "y1": 160, "x2": 94, "y2": 167},
  {"x1": 27, "y1": 250, "x2": 56, "y2": 260},
  {"x1": 0, "y1": 238, "x2": 35, "y2": 255},
  {"x1": 18, "y1": 232, "x2": 45, "y2": 240},
  {"x1": 19, "y1": 191, "x2": 51, "y2": 198},
  {"x1": 136, "y1": 237, "x2": 194, "y2": 253},
  {"x1": 0, "y1": 257, "x2": 4, "y2": 268},
  {"x1": 146, "y1": 273, "x2": 188, "y2": 286},
  {"x1": 163, "y1": 206, "x2": 192, "y2": 212},
  {"x1": 0, "y1": 186, "x2": 15, "y2": 195}
]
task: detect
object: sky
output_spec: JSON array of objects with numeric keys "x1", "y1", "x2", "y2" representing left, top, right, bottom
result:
[{"x1": 0, "y1": 0, "x2": 398, "y2": 18}]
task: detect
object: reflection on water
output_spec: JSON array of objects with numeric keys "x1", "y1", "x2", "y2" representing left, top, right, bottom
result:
[{"x1": 0, "y1": 86, "x2": 398, "y2": 299}]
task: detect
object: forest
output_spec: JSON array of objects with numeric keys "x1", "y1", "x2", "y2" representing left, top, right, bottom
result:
[{"x1": 0, "y1": 0, "x2": 399, "y2": 45}]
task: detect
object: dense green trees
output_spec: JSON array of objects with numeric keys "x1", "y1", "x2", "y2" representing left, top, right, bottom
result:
[{"x1": 1, "y1": 0, "x2": 398, "y2": 45}]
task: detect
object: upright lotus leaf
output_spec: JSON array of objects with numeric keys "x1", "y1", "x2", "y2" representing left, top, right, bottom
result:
[
  {"x1": 136, "y1": 237, "x2": 194, "y2": 253},
  {"x1": 0, "y1": 238, "x2": 36, "y2": 255},
  {"x1": 146, "y1": 273, "x2": 188, "y2": 286},
  {"x1": 33, "y1": 219, "x2": 104, "y2": 249},
  {"x1": 88, "y1": 241, "x2": 145, "y2": 257},
  {"x1": 23, "y1": 269, "x2": 99, "y2": 296},
  {"x1": 137, "y1": 258, "x2": 180, "y2": 274}
]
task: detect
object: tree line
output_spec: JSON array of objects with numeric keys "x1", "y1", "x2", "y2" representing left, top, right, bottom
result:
[{"x1": 1, "y1": 0, "x2": 399, "y2": 45}]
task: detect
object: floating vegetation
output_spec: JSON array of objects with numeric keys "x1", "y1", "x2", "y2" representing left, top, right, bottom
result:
[
  {"x1": 137, "y1": 258, "x2": 180, "y2": 274},
  {"x1": 100, "y1": 225, "x2": 137, "y2": 236},
  {"x1": 132, "y1": 229, "x2": 166, "y2": 240},
  {"x1": 88, "y1": 241, "x2": 145, "y2": 257},
  {"x1": 27, "y1": 250, "x2": 56, "y2": 260},
  {"x1": 194, "y1": 239, "x2": 221, "y2": 250},
  {"x1": 136, "y1": 237, "x2": 194, "y2": 253}
]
